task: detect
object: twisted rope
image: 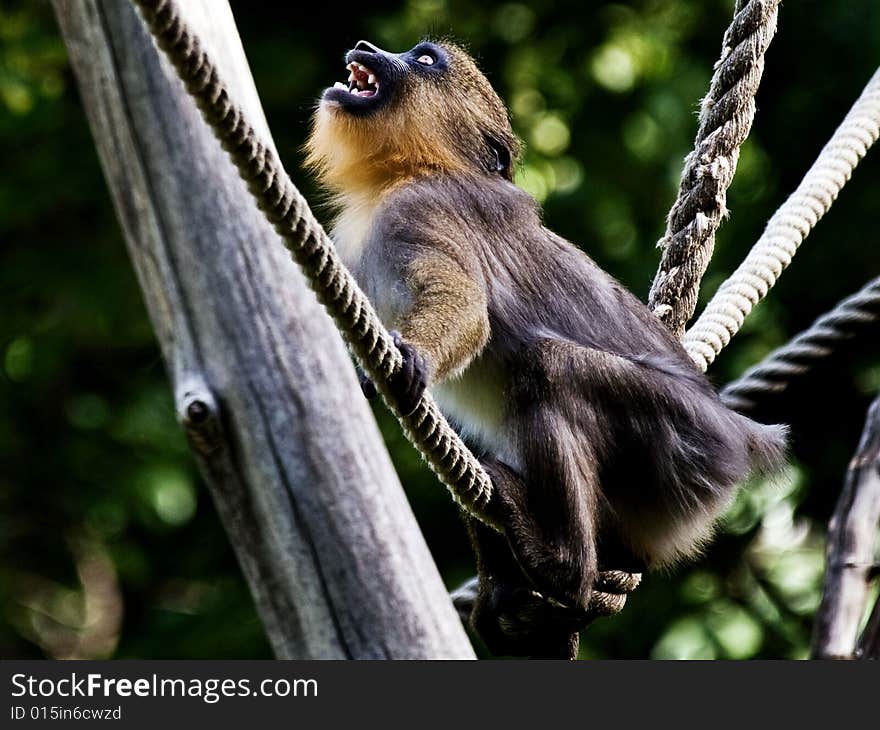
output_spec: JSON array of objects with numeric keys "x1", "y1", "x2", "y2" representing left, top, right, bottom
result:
[
  {"x1": 685, "y1": 68, "x2": 880, "y2": 371},
  {"x1": 131, "y1": 0, "x2": 499, "y2": 528},
  {"x1": 649, "y1": 0, "x2": 780, "y2": 338},
  {"x1": 721, "y1": 276, "x2": 880, "y2": 413}
]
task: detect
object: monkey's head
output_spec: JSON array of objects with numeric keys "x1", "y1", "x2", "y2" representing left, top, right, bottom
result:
[{"x1": 307, "y1": 40, "x2": 521, "y2": 194}]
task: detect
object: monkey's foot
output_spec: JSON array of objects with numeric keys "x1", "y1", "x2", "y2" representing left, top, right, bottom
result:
[
  {"x1": 453, "y1": 570, "x2": 641, "y2": 656},
  {"x1": 355, "y1": 365, "x2": 377, "y2": 401},
  {"x1": 471, "y1": 583, "x2": 583, "y2": 659},
  {"x1": 387, "y1": 330, "x2": 428, "y2": 416},
  {"x1": 587, "y1": 570, "x2": 642, "y2": 617}
]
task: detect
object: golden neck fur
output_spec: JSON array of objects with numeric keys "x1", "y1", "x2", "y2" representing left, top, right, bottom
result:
[{"x1": 305, "y1": 103, "x2": 471, "y2": 200}]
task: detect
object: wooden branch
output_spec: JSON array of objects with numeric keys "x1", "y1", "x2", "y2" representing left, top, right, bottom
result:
[
  {"x1": 811, "y1": 395, "x2": 880, "y2": 659},
  {"x1": 52, "y1": 0, "x2": 474, "y2": 659}
]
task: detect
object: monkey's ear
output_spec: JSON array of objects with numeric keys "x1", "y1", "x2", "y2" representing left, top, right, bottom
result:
[{"x1": 484, "y1": 133, "x2": 512, "y2": 179}]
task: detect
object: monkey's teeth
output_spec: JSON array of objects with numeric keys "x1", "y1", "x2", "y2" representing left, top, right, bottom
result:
[{"x1": 340, "y1": 60, "x2": 378, "y2": 98}]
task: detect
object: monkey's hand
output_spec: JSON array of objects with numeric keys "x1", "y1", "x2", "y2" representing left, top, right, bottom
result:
[
  {"x1": 387, "y1": 330, "x2": 429, "y2": 416},
  {"x1": 355, "y1": 365, "x2": 378, "y2": 401}
]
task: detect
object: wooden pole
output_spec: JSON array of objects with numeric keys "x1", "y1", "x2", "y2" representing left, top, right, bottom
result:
[
  {"x1": 811, "y1": 395, "x2": 880, "y2": 659},
  {"x1": 53, "y1": 0, "x2": 474, "y2": 659}
]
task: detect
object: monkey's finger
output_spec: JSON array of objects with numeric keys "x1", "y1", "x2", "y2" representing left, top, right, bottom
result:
[
  {"x1": 587, "y1": 590, "x2": 627, "y2": 617},
  {"x1": 401, "y1": 347, "x2": 416, "y2": 388},
  {"x1": 594, "y1": 570, "x2": 642, "y2": 595},
  {"x1": 407, "y1": 357, "x2": 427, "y2": 402},
  {"x1": 387, "y1": 331, "x2": 429, "y2": 415},
  {"x1": 396, "y1": 356, "x2": 417, "y2": 412},
  {"x1": 389, "y1": 329, "x2": 406, "y2": 351},
  {"x1": 388, "y1": 330, "x2": 413, "y2": 385},
  {"x1": 408, "y1": 348, "x2": 429, "y2": 397},
  {"x1": 356, "y1": 366, "x2": 378, "y2": 400}
]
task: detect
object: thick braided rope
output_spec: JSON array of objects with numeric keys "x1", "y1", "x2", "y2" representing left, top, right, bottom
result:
[
  {"x1": 131, "y1": 0, "x2": 500, "y2": 528},
  {"x1": 684, "y1": 68, "x2": 880, "y2": 371},
  {"x1": 721, "y1": 276, "x2": 880, "y2": 413},
  {"x1": 649, "y1": 0, "x2": 780, "y2": 338}
]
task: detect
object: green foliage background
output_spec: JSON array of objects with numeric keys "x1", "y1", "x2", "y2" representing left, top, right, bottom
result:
[{"x1": 1, "y1": 0, "x2": 878, "y2": 659}]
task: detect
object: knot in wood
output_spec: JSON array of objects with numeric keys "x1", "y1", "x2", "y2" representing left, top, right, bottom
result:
[{"x1": 176, "y1": 375, "x2": 222, "y2": 454}]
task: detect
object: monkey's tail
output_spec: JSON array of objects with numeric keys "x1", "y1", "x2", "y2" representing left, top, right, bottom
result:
[{"x1": 743, "y1": 419, "x2": 790, "y2": 477}]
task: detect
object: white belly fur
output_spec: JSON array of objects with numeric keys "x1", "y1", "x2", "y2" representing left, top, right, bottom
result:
[
  {"x1": 332, "y1": 198, "x2": 381, "y2": 268},
  {"x1": 432, "y1": 355, "x2": 518, "y2": 470}
]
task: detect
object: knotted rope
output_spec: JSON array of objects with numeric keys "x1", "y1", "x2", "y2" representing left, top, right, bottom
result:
[
  {"x1": 649, "y1": 0, "x2": 780, "y2": 339},
  {"x1": 721, "y1": 275, "x2": 880, "y2": 413},
  {"x1": 685, "y1": 68, "x2": 880, "y2": 371}
]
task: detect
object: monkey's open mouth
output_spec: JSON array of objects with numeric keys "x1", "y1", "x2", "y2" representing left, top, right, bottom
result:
[
  {"x1": 324, "y1": 49, "x2": 397, "y2": 116},
  {"x1": 323, "y1": 48, "x2": 397, "y2": 115},
  {"x1": 332, "y1": 60, "x2": 380, "y2": 98}
]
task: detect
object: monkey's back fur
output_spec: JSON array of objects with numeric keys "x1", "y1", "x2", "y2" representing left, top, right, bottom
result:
[{"x1": 358, "y1": 174, "x2": 787, "y2": 570}]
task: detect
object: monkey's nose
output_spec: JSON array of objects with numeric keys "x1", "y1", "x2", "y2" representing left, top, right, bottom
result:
[{"x1": 354, "y1": 40, "x2": 381, "y2": 53}]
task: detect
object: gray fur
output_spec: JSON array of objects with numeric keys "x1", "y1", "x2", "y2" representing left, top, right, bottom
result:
[{"x1": 351, "y1": 173, "x2": 787, "y2": 606}]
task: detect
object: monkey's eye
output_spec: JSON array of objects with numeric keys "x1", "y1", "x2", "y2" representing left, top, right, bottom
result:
[{"x1": 416, "y1": 54, "x2": 435, "y2": 66}]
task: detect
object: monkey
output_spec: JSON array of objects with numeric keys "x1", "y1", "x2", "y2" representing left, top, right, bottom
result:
[{"x1": 306, "y1": 39, "x2": 788, "y2": 658}]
